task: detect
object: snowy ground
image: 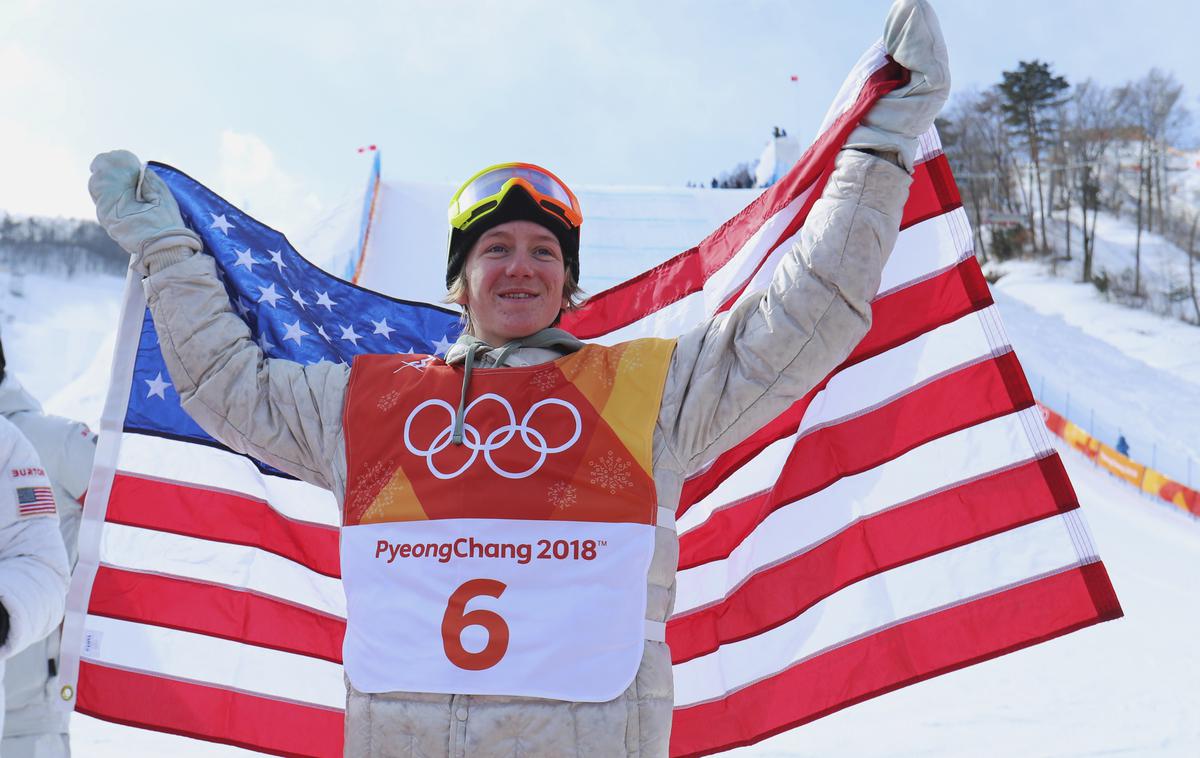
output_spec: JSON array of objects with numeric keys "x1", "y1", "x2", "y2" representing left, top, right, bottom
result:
[
  {"x1": 0, "y1": 269, "x2": 125, "y2": 427},
  {"x1": 991, "y1": 258, "x2": 1200, "y2": 389},
  {"x1": 3, "y1": 221, "x2": 1199, "y2": 754},
  {"x1": 1041, "y1": 208, "x2": 1199, "y2": 327}
]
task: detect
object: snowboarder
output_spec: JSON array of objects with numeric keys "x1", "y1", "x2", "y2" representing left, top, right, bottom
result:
[
  {"x1": 0, "y1": 418, "x2": 71, "y2": 748},
  {"x1": 0, "y1": 338, "x2": 97, "y2": 758},
  {"x1": 87, "y1": 1, "x2": 949, "y2": 754}
]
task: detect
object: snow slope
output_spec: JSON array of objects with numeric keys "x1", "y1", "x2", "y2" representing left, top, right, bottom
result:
[
  {"x1": 992, "y1": 258, "x2": 1200, "y2": 388},
  {"x1": 1041, "y1": 208, "x2": 1200, "y2": 326},
  {"x1": 0, "y1": 269, "x2": 125, "y2": 427}
]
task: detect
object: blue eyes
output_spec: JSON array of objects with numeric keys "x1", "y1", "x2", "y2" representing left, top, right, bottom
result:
[{"x1": 485, "y1": 245, "x2": 557, "y2": 259}]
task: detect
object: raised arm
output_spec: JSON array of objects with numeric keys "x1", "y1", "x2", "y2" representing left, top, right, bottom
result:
[
  {"x1": 658, "y1": 0, "x2": 950, "y2": 473},
  {"x1": 89, "y1": 152, "x2": 348, "y2": 492}
]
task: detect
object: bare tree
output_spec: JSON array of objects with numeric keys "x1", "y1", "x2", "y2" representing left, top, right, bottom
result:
[
  {"x1": 1117, "y1": 70, "x2": 1190, "y2": 296},
  {"x1": 1188, "y1": 212, "x2": 1200, "y2": 324},
  {"x1": 940, "y1": 88, "x2": 1026, "y2": 261},
  {"x1": 1065, "y1": 81, "x2": 1121, "y2": 284}
]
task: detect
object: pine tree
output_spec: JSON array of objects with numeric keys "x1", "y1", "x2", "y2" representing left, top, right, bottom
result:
[{"x1": 998, "y1": 60, "x2": 1069, "y2": 254}]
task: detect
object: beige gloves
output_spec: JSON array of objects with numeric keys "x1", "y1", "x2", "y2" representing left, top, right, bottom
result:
[
  {"x1": 845, "y1": 0, "x2": 951, "y2": 172},
  {"x1": 88, "y1": 150, "x2": 202, "y2": 274}
]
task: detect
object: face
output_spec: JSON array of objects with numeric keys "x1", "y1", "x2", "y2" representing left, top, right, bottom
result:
[{"x1": 456, "y1": 220, "x2": 568, "y2": 345}]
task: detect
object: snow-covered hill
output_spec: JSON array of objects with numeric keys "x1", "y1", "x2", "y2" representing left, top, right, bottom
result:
[{"x1": 1040, "y1": 208, "x2": 1200, "y2": 325}]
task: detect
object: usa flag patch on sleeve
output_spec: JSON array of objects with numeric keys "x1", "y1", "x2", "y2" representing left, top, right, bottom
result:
[{"x1": 16, "y1": 486, "x2": 56, "y2": 517}]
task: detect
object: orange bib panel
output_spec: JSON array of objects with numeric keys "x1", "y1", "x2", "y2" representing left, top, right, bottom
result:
[{"x1": 341, "y1": 339, "x2": 675, "y2": 700}]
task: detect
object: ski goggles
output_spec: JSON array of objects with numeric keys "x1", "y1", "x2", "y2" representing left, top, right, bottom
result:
[{"x1": 448, "y1": 162, "x2": 583, "y2": 233}]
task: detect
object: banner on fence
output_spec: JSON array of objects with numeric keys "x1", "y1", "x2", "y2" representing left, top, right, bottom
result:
[{"x1": 1038, "y1": 403, "x2": 1199, "y2": 517}]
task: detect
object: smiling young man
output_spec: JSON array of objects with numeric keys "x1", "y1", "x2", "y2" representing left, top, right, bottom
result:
[{"x1": 89, "y1": 3, "x2": 949, "y2": 754}]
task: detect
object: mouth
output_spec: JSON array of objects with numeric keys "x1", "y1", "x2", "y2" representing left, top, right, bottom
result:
[{"x1": 498, "y1": 291, "x2": 539, "y2": 300}]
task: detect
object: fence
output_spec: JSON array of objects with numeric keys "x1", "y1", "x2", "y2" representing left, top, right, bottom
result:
[
  {"x1": 1027, "y1": 368, "x2": 1196, "y2": 491},
  {"x1": 1029, "y1": 371, "x2": 1200, "y2": 518}
]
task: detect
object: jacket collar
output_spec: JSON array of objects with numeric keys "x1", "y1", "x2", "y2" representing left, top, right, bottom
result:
[{"x1": 443, "y1": 328, "x2": 584, "y2": 367}]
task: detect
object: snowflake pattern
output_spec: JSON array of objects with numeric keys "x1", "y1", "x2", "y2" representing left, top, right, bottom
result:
[
  {"x1": 547, "y1": 481, "x2": 578, "y2": 511},
  {"x1": 588, "y1": 450, "x2": 633, "y2": 494},
  {"x1": 620, "y1": 346, "x2": 645, "y2": 374},
  {"x1": 376, "y1": 389, "x2": 403, "y2": 412},
  {"x1": 579, "y1": 349, "x2": 615, "y2": 388},
  {"x1": 348, "y1": 457, "x2": 396, "y2": 521},
  {"x1": 532, "y1": 369, "x2": 558, "y2": 393}
]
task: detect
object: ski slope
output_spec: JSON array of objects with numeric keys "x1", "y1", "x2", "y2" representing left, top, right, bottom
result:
[{"x1": 2, "y1": 228, "x2": 1198, "y2": 754}]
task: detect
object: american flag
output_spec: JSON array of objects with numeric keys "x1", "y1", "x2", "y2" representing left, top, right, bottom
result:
[
  {"x1": 61, "y1": 42, "x2": 1121, "y2": 758},
  {"x1": 16, "y1": 485, "x2": 56, "y2": 517}
]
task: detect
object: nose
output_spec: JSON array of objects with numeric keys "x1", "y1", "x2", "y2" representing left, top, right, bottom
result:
[{"x1": 504, "y1": 250, "x2": 536, "y2": 277}]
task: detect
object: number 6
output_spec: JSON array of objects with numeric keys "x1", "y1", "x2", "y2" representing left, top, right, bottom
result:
[{"x1": 441, "y1": 578, "x2": 509, "y2": 671}]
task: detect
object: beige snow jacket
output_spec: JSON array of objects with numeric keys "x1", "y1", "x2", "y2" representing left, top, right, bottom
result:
[{"x1": 141, "y1": 149, "x2": 910, "y2": 757}]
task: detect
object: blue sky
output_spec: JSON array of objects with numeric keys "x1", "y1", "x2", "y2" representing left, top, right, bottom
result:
[{"x1": 1, "y1": 0, "x2": 1196, "y2": 237}]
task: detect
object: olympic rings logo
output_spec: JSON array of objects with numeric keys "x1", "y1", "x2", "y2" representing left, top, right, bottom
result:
[{"x1": 403, "y1": 393, "x2": 582, "y2": 480}]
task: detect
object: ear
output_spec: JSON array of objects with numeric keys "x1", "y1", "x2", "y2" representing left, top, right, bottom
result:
[{"x1": 451, "y1": 277, "x2": 471, "y2": 307}]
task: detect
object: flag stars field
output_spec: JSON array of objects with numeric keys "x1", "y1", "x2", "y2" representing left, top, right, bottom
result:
[{"x1": 188, "y1": 198, "x2": 449, "y2": 360}]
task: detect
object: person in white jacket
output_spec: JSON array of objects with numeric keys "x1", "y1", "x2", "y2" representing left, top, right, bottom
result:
[
  {"x1": 87, "y1": 2, "x2": 948, "y2": 754},
  {"x1": 0, "y1": 341, "x2": 97, "y2": 758},
  {"x1": 0, "y1": 417, "x2": 71, "y2": 744}
]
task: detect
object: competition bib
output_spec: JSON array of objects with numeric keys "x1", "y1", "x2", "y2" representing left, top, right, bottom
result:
[{"x1": 341, "y1": 339, "x2": 675, "y2": 702}]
